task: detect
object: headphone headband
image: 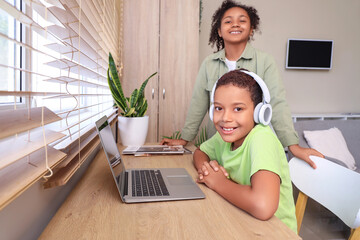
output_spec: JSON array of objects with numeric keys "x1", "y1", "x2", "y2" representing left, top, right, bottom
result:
[
  {"x1": 209, "y1": 70, "x2": 272, "y2": 125},
  {"x1": 239, "y1": 70, "x2": 271, "y2": 104}
]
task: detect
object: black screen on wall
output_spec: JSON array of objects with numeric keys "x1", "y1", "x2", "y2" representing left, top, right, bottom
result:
[{"x1": 286, "y1": 39, "x2": 333, "y2": 70}]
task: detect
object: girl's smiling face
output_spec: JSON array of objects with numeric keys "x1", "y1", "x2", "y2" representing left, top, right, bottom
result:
[
  {"x1": 213, "y1": 84, "x2": 255, "y2": 150},
  {"x1": 218, "y1": 7, "x2": 253, "y2": 46}
]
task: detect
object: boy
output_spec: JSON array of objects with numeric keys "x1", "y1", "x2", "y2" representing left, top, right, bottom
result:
[{"x1": 194, "y1": 69, "x2": 297, "y2": 233}]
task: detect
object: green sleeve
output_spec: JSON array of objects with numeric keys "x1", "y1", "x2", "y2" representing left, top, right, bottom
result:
[
  {"x1": 199, "y1": 132, "x2": 221, "y2": 161},
  {"x1": 249, "y1": 130, "x2": 282, "y2": 178},
  {"x1": 262, "y1": 55, "x2": 299, "y2": 147},
  {"x1": 181, "y1": 61, "x2": 210, "y2": 141}
]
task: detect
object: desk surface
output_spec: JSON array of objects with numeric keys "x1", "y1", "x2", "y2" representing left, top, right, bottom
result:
[{"x1": 40, "y1": 145, "x2": 300, "y2": 240}]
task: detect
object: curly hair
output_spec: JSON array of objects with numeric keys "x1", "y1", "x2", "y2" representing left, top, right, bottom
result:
[
  {"x1": 209, "y1": 0, "x2": 260, "y2": 52},
  {"x1": 215, "y1": 69, "x2": 262, "y2": 107}
]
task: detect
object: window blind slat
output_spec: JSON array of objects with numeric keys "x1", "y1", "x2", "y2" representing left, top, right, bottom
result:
[
  {"x1": 0, "y1": 107, "x2": 62, "y2": 139},
  {"x1": 0, "y1": 129, "x2": 65, "y2": 171},
  {"x1": 24, "y1": 0, "x2": 65, "y2": 28},
  {"x1": 44, "y1": 41, "x2": 107, "y2": 71},
  {"x1": 50, "y1": 108, "x2": 116, "y2": 150},
  {"x1": 0, "y1": 90, "x2": 63, "y2": 97},
  {"x1": 45, "y1": 58, "x2": 106, "y2": 79},
  {"x1": 0, "y1": 146, "x2": 67, "y2": 210},
  {"x1": 44, "y1": 76, "x2": 108, "y2": 88},
  {"x1": 41, "y1": 93, "x2": 111, "y2": 100},
  {"x1": 0, "y1": 0, "x2": 34, "y2": 25},
  {"x1": 55, "y1": 100, "x2": 113, "y2": 116},
  {"x1": 43, "y1": 0, "x2": 66, "y2": 10},
  {"x1": 43, "y1": 114, "x2": 117, "y2": 188},
  {"x1": 54, "y1": 128, "x2": 98, "y2": 169},
  {"x1": 43, "y1": 136, "x2": 100, "y2": 188}
]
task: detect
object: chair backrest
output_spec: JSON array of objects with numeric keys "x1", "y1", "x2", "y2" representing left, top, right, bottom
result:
[{"x1": 289, "y1": 156, "x2": 360, "y2": 229}]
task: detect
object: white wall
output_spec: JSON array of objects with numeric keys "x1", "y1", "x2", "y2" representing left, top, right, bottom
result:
[{"x1": 199, "y1": 0, "x2": 360, "y2": 114}]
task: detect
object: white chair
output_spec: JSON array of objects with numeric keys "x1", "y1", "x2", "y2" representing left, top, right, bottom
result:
[{"x1": 289, "y1": 156, "x2": 360, "y2": 239}]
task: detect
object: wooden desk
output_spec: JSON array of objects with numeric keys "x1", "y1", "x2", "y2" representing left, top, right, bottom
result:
[{"x1": 40, "y1": 145, "x2": 301, "y2": 240}]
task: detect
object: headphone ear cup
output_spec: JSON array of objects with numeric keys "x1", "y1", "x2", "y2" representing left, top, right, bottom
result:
[
  {"x1": 209, "y1": 104, "x2": 214, "y2": 122},
  {"x1": 259, "y1": 103, "x2": 272, "y2": 125},
  {"x1": 253, "y1": 103, "x2": 263, "y2": 124},
  {"x1": 254, "y1": 103, "x2": 272, "y2": 125},
  {"x1": 209, "y1": 80, "x2": 218, "y2": 122},
  {"x1": 257, "y1": 103, "x2": 272, "y2": 125}
]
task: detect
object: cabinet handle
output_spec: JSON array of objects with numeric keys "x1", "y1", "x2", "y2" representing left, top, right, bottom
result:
[
  {"x1": 163, "y1": 88, "x2": 165, "y2": 99},
  {"x1": 152, "y1": 88, "x2": 154, "y2": 99}
]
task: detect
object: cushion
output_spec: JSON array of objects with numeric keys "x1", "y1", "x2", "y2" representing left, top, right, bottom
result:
[{"x1": 303, "y1": 127, "x2": 357, "y2": 170}]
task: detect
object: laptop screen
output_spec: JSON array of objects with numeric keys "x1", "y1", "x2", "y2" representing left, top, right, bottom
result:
[{"x1": 96, "y1": 116, "x2": 126, "y2": 199}]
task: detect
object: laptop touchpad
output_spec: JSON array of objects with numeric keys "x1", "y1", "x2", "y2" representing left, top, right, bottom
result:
[{"x1": 167, "y1": 176, "x2": 193, "y2": 185}]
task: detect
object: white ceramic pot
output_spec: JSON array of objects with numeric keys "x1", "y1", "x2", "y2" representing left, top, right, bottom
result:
[{"x1": 117, "y1": 115, "x2": 149, "y2": 146}]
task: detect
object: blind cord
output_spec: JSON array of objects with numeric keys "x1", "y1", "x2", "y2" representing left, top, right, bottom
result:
[{"x1": 42, "y1": 6, "x2": 52, "y2": 181}]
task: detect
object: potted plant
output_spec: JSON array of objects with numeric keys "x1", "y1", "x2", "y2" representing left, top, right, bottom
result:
[{"x1": 107, "y1": 52, "x2": 157, "y2": 146}]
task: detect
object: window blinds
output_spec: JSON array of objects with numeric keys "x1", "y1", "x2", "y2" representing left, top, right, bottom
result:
[{"x1": 0, "y1": 0, "x2": 122, "y2": 210}]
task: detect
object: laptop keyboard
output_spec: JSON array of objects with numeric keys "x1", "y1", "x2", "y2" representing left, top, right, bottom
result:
[{"x1": 131, "y1": 170, "x2": 169, "y2": 197}]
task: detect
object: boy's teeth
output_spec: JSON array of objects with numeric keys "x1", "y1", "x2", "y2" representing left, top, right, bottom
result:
[{"x1": 224, "y1": 127, "x2": 233, "y2": 131}]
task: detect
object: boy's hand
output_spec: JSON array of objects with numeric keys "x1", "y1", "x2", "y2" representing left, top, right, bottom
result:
[
  {"x1": 197, "y1": 160, "x2": 228, "y2": 180},
  {"x1": 197, "y1": 162, "x2": 228, "y2": 190}
]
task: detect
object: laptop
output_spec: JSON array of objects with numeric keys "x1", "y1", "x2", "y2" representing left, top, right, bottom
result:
[
  {"x1": 122, "y1": 145, "x2": 192, "y2": 156},
  {"x1": 95, "y1": 116, "x2": 205, "y2": 203}
]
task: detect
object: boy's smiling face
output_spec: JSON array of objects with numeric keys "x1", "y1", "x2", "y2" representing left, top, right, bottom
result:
[{"x1": 213, "y1": 84, "x2": 255, "y2": 150}]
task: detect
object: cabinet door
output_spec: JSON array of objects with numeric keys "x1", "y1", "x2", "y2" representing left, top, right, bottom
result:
[
  {"x1": 123, "y1": 0, "x2": 199, "y2": 142},
  {"x1": 123, "y1": 0, "x2": 160, "y2": 142},
  {"x1": 158, "y1": 0, "x2": 199, "y2": 140}
]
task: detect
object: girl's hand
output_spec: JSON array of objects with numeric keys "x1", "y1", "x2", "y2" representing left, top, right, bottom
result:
[
  {"x1": 289, "y1": 144, "x2": 324, "y2": 169},
  {"x1": 160, "y1": 138, "x2": 188, "y2": 146}
]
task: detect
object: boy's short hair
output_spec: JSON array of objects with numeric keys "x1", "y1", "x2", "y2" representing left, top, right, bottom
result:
[{"x1": 215, "y1": 69, "x2": 262, "y2": 107}]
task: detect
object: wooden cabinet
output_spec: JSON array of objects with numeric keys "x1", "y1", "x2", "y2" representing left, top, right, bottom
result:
[{"x1": 123, "y1": 0, "x2": 199, "y2": 142}]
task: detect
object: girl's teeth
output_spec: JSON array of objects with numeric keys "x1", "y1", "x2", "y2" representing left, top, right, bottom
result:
[{"x1": 224, "y1": 127, "x2": 233, "y2": 131}]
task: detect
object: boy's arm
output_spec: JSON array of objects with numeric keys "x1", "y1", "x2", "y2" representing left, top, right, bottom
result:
[
  {"x1": 199, "y1": 166, "x2": 280, "y2": 221},
  {"x1": 193, "y1": 149, "x2": 210, "y2": 179},
  {"x1": 193, "y1": 149, "x2": 228, "y2": 180}
]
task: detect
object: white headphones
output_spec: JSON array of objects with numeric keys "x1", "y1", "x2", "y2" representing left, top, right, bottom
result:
[{"x1": 209, "y1": 70, "x2": 272, "y2": 125}]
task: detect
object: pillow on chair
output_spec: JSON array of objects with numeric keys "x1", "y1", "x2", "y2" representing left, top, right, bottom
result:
[{"x1": 303, "y1": 127, "x2": 357, "y2": 170}]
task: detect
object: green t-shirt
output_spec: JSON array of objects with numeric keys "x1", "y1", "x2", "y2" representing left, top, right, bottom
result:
[{"x1": 200, "y1": 124, "x2": 297, "y2": 233}]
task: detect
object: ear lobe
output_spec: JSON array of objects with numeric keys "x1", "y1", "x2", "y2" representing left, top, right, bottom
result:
[{"x1": 218, "y1": 28, "x2": 222, "y2": 38}]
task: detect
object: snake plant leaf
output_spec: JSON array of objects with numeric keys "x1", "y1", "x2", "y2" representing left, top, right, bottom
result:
[
  {"x1": 124, "y1": 107, "x2": 135, "y2": 117},
  {"x1": 107, "y1": 69, "x2": 127, "y2": 111},
  {"x1": 138, "y1": 72, "x2": 157, "y2": 97},
  {"x1": 108, "y1": 53, "x2": 127, "y2": 106},
  {"x1": 137, "y1": 98, "x2": 147, "y2": 113},
  {"x1": 129, "y1": 89, "x2": 139, "y2": 108},
  {"x1": 135, "y1": 94, "x2": 144, "y2": 110},
  {"x1": 137, "y1": 100, "x2": 148, "y2": 117}
]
